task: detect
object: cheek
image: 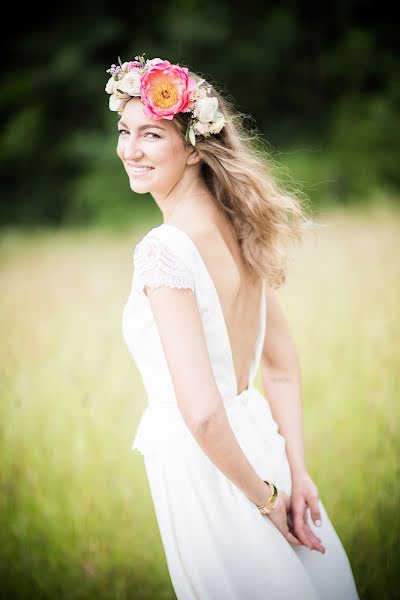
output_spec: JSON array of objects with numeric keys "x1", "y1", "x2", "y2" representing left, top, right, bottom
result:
[
  {"x1": 158, "y1": 138, "x2": 187, "y2": 171},
  {"x1": 116, "y1": 139, "x2": 125, "y2": 160},
  {"x1": 148, "y1": 142, "x2": 179, "y2": 167},
  {"x1": 171, "y1": 137, "x2": 186, "y2": 156}
]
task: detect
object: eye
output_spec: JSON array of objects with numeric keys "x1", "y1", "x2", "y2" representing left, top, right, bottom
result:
[
  {"x1": 118, "y1": 129, "x2": 128, "y2": 136},
  {"x1": 144, "y1": 132, "x2": 161, "y2": 139}
]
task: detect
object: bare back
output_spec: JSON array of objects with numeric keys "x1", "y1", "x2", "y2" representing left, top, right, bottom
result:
[{"x1": 166, "y1": 213, "x2": 263, "y2": 396}]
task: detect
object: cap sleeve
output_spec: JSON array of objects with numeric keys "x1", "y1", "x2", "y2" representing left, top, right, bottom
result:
[{"x1": 133, "y1": 231, "x2": 195, "y2": 293}]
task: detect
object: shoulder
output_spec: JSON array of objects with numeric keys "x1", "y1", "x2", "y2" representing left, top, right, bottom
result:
[
  {"x1": 135, "y1": 224, "x2": 192, "y2": 257},
  {"x1": 133, "y1": 224, "x2": 196, "y2": 293}
]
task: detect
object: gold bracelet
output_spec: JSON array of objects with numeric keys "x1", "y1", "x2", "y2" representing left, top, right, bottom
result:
[
  {"x1": 256, "y1": 481, "x2": 273, "y2": 508},
  {"x1": 256, "y1": 481, "x2": 279, "y2": 515}
]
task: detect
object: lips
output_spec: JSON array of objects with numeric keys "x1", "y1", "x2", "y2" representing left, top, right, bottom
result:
[{"x1": 126, "y1": 165, "x2": 155, "y2": 176}]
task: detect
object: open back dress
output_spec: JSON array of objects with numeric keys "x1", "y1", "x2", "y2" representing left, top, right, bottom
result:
[{"x1": 122, "y1": 223, "x2": 360, "y2": 600}]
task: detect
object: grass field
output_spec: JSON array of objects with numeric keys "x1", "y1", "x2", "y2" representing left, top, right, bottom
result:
[{"x1": 0, "y1": 199, "x2": 399, "y2": 599}]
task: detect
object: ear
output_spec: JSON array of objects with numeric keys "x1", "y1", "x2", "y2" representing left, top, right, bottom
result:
[{"x1": 186, "y1": 146, "x2": 202, "y2": 166}]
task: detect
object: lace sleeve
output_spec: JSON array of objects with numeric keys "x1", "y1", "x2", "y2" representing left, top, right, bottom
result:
[{"x1": 133, "y1": 234, "x2": 195, "y2": 292}]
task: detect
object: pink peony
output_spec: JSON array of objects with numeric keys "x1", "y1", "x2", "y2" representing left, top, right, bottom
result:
[{"x1": 140, "y1": 60, "x2": 196, "y2": 120}]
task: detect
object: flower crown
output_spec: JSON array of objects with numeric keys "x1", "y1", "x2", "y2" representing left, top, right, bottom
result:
[{"x1": 105, "y1": 54, "x2": 226, "y2": 146}]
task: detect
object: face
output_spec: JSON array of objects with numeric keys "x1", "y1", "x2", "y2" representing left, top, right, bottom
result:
[{"x1": 116, "y1": 98, "x2": 199, "y2": 197}]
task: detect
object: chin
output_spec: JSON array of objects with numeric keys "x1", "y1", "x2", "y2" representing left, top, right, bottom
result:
[
  {"x1": 128, "y1": 177, "x2": 153, "y2": 194},
  {"x1": 129, "y1": 182, "x2": 151, "y2": 194}
]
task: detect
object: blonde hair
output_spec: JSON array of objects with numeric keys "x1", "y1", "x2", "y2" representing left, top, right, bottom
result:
[{"x1": 172, "y1": 71, "x2": 321, "y2": 289}]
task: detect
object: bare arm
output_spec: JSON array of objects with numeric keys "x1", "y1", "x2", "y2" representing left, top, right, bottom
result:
[
  {"x1": 145, "y1": 283, "x2": 271, "y2": 507},
  {"x1": 260, "y1": 284, "x2": 307, "y2": 479}
]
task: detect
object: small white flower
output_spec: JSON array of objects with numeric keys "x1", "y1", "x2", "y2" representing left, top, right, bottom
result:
[
  {"x1": 190, "y1": 85, "x2": 208, "y2": 102},
  {"x1": 208, "y1": 116, "x2": 226, "y2": 134},
  {"x1": 118, "y1": 71, "x2": 142, "y2": 96},
  {"x1": 112, "y1": 79, "x2": 130, "y2": 97},
  {"x1": 109, "y1": 93, "x2": 128, "y2": 112},
  {"x1": 194, "y1": 97, "x2": 219, "y2": 124},
  {"x1": 193, "y1": 114, "x2": 225, "y2": 136},
  {"x1": 193, "y1": 121, "x2": 209, "y2": 135},
  {"x1": 105, "y1": 76, "x2": 115, "y2": 94}
]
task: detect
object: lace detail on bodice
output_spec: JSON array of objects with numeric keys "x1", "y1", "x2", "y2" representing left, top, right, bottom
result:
[{"x1": 133, "y1": 232, "x2": 195, "y2": 292}]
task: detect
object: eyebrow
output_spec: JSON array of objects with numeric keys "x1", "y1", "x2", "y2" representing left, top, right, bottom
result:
[{"x1": 117, "y1": 121, "x2": 167, "y2": 131}]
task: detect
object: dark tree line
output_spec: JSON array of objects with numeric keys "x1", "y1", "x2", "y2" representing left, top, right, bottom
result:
[{"x1": 2, "y1": 0, "x2": 398, "y2": 225}]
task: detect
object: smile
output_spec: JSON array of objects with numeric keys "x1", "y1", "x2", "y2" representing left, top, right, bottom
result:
[{"x1": 127, "y1": 165, "x2": 155, "y2": 177}]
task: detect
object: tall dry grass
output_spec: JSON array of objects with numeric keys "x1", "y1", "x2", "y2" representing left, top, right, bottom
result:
[{"x1": 0, "y1": 199, "x2": 398, "y2": 599}]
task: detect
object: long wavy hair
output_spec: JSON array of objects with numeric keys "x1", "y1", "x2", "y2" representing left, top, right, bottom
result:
[{"x1": 171, "y1": 71, "x2": 322, "y2": 289}]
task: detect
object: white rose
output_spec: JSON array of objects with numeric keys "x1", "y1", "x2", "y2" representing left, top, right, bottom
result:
[
  {"x1": 193, "y1": 121, "x2": 210, "y2": 136},
  {"x1": 208, "y1": 116, "x2": 226, "y2": 134},
  {"x1": 190, "y1": 83, "x2": 207, "y2": 102},
  {"x1": 105, "y1": 76, "x2": 115, "y2": 94},
  {"x1": 194, "y1": 97, "x2": 219, "y2": 123},
  {"x1": 117, "y1": 71, "x2": 142, "y2": 96},
  {"x1": 109, "y1": 93, "x2": 128, "y2": 112},
  {"x1": 111, "y1": 78, "x2": 131, "y2": 97},
  {"x1": 193, "y1": 115, "x2": 226, "y2": 136}
]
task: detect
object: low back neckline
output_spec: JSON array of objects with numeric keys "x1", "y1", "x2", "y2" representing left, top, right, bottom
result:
[{"x1": 160, "y1": 222, "x2": 265, "y2": 397}]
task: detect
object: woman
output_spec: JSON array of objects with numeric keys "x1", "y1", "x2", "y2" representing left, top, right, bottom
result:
[{"x1": 108, "y1": 55, "x2": 360, "y2": 599}]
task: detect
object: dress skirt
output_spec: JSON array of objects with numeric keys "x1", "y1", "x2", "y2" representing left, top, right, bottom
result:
[{"x1": 137, "y1": 387, "x2": 360, "y2": 600}]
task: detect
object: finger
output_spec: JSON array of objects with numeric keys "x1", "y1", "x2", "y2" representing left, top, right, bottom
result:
[
  {"x1": 300, "y1": 507, "x2": 325, "y2": 553},
  {"x1": 303, "y1": 519, "x2": 321, "y2": 543},
  {"x1": 303, "y1": 522, "x2": 325, "y2": 553},
  {"x1": 291, "y1": 502, "x2": 311, "y2": 549},
  {"x1": 307, "y1": 493, "x2": 322, "y2": 527},
  {"x1": 288, "y1": 519, "x2": 303, "y2": 545},
  {"x1": 281, "y1": 520, "x2": 302, "y2": 546},
  {"x1": 286, "y1": 531, "x2": 302, "y2": 546},
  {"x1": 302, "y1": 509, "x2": 323, "y2": 550},
  {"x1": 292, "y1": 500, "x2": 313, "y2": 548},
  {"x1": 303, "y1": 506, "x2": 326, "y2": 551},
  {"x1": 293, "y1": 511, "x2": 313, "y2": 549}
]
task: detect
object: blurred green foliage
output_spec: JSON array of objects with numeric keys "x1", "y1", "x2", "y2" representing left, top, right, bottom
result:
[{"x1": 2, "y1": 0, "x2": 398, "y2": 226}]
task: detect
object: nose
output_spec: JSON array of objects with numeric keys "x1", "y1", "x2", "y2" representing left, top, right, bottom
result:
[{"x1": 123, "y1": 137, "x2": 145, "y2": 161}]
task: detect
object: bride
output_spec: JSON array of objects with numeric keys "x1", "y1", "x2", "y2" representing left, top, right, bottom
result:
[{"x1": 108, "y1": 54, "x2": 360, "y2": 599}]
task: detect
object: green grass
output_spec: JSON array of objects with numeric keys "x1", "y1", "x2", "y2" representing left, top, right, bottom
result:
[{"x1": 0, "y1": 199, "x2": 399, "y2": 599}]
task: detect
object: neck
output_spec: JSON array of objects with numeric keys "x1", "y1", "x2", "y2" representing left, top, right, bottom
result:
[{"x1": 152, "y1": 168, "x2": 212, "y2": 222}]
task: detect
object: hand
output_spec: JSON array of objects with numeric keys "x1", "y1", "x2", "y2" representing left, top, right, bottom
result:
[
  {"x1": 290, "y1": 471, "x2": 326, "y2": 554},
  {"x1": 265, "y1": 488, "x2": 303, "y2": 547}
]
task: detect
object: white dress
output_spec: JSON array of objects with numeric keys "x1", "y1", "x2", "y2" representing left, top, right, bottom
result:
[{"x1": 122, "y1": 223, "x2": 360, "y2": 600}]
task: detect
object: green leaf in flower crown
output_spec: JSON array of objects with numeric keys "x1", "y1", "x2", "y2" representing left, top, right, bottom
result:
[{"x1": 189, "y1": 127, "x2": 196, "y2": 146}]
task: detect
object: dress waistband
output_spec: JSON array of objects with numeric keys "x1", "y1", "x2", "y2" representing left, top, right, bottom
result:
[
  {"x1": 132, "y1": 384, "x2": 286, "y2": 460},
  {"x1": 146, "y1": 384, "x2": 257, "y2": 412}
]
